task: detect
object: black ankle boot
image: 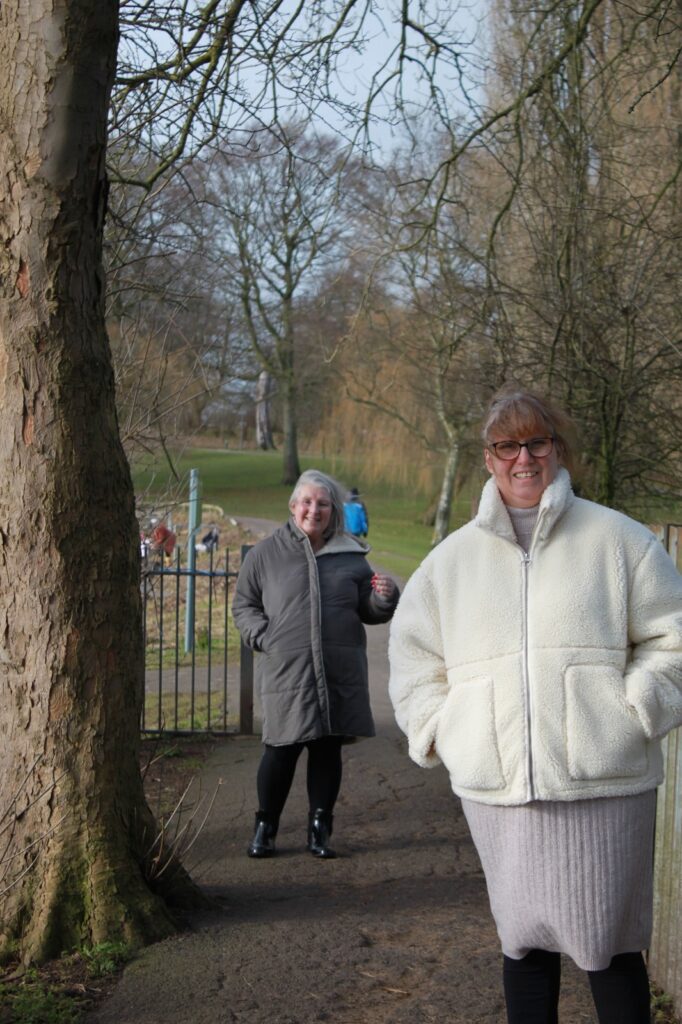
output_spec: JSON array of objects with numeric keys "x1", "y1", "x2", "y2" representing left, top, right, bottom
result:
[
  {"x1": 247, "y1": 812, "x2": 278, "y2": 858},
  {"x1": 307, "y1": 809, "x2": 336, "y2": 859}
]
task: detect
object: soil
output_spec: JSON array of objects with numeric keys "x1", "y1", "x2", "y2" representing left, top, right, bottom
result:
[{"x1": 140, "y1": 736, "x2": 220, "y2": 821}]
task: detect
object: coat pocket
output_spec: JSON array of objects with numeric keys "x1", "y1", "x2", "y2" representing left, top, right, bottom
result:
[
  {"x1": 564, "y1": 664, "x2": 648, "y2": 780},
  {"x1": 435, "y1": 676, "x2": 505, "y2": 791}
]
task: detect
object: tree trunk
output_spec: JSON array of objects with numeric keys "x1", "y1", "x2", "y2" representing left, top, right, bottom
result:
[
  {"x1": 255, "y1": 370, "x2": 275, "y2": 450},
  {"x1": 0, "y1": 1, "x2": 195, "y2": 964},
  {"x1": 431, "y1": 441, "x2": 461, "y2": 546},
  {"x1": 280, "y1": 379, "x2": 301, "y2": 485}
]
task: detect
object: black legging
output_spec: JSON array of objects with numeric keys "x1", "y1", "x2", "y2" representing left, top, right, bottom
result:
[
  {"x1": 256, "y1": 737, "x2": 344, "y2": 819},
  {"x1": 503, "y1": 949, "x2": 651, "y2": 1024}
]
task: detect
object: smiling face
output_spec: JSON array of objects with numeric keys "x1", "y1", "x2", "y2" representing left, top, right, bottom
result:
[
  {"x1": 290, "y1": 484, "x2": 333, "y2": 549},
  {"x1": 484, "y1": 431, "x2": 561, "y2": 508}
]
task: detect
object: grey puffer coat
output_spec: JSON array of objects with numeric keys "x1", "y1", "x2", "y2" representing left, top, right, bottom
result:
[{"x1": 232, "y1": 520, "x2": 399, "y2": 745}]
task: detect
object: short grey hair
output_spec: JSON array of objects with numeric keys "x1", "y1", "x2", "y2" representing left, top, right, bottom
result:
[{"x1": 289, "y1": 469, "x2": 346, "y2": 540}]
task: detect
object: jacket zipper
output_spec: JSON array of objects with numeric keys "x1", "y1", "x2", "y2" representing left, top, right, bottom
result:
[
  {"x1": 308, "y1": 539, "x2": 332, "y2": 732},
  {"x1": 521, "y1": 549, "x2": 535, "y2": 802}
]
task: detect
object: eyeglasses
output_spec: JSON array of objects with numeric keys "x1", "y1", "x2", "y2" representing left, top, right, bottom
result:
[{"x1": 488, "y1": 437, "x2": 555, "y2": 460}]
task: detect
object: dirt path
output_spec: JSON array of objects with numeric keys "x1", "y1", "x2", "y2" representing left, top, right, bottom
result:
[{"x1": 86, "y1": 521, "x2": 599, "y2": 1024}]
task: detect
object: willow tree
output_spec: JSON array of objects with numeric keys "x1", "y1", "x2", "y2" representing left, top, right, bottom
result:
[
  {"x1": 0, "y1": 1, "x2": 194, "y2": 963},
  {"x1": 477, "y1": 0, "x2": 682, "y2": 513}
]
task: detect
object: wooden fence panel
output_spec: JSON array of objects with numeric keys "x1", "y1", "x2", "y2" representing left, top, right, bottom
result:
[{"x1": 649, "y1": 525, "x2": 682, "y2": 1013}]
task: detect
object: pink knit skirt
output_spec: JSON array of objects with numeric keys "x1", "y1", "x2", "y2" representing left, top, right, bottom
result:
[{"x1": 462, "y1": 791, "x2": 656, "y2": 971}]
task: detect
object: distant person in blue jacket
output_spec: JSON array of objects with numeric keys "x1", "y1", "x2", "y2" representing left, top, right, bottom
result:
[{"x1": 343, "y1": 487, "x2": 369, "y2": 538}]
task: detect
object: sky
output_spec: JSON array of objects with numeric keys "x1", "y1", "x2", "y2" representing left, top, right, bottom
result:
[
  {"x1": 286, "y1": 1, "x2": 489, "y2": 154},
  {"x1": 114, "y1": 1, "x2": 490, "y2": 170}
]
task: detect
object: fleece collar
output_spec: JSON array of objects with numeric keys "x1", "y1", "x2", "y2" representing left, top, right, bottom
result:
[{"x1": 474, "y1": 466, "x2": 574, "y2": 545}]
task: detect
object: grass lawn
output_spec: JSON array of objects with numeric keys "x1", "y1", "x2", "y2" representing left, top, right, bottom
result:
[
  {"x1": 133, "y1": 447, "x2": 477, "y2": 578},
  {"x1": 142, "y1": 691, "x2": 236, "y2": 734}
]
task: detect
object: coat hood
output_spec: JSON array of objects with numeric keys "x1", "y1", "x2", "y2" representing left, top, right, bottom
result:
[
  {"x1": 318, "y1": 533, "x2": 370, "y2": 557},
  {"x1": 287, "y1": 517, "x2": 370, "y2": 556}
]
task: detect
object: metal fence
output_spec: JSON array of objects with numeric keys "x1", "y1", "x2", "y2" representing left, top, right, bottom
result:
[
  {"x1": 649, "y1": 524, "x2": 682, "y2": 1015},
  {"x1": 141, "y1": 544, "x2": 254, "y2": 735}
]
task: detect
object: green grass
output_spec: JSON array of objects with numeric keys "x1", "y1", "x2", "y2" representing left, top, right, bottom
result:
[
  {"x1": 133, "y1": 447, "x2": 475, "y2": 578},
  {"x1": 143, "y1": 596, "x2": 240, "y2": 671},
  {"x1": 77, "y1": 943, "x2": 130, "y2": 980},
  {"x1": 0, "y1": 976, "x2": 79, "y2": 1024},
  {"x1": 142, "y1": 692, "x2": 235, "y2": 734},
  {"x1": 0, "y1": 945, "x2": 132, "y2": 1024}
]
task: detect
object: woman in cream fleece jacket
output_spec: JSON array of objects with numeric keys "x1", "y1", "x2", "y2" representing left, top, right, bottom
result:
[{"x1": 388, "y1": 386, "x2": 682, "y2": 1024}]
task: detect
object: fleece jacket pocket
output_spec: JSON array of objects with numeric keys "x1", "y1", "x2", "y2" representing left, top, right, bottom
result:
[
  {"x1": 564, "y1": 664, "x2": 648, "y2": 780},
  {"x1": 436, "y1": 676, "x2": 505, "y2": 791}
]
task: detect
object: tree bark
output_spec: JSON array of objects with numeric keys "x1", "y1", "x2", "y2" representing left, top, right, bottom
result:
[
  {"x1": 280, "y1": 377, "x2": 301, "y2": 485},
  {"x1": 431, "y1": 441, "x2": 461, "y2": 546},
  {"x1": 0, "y1": 0, "x2": 194, "y2": 964},
  {"x1": 255, "y1": 370, "x2": 275, "y2": 450}
]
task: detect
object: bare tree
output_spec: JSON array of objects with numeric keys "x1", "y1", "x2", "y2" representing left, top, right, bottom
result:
[
  {"x1": 344, "y1": 290, "x2": 489, "y2": 543},
  {"x1": 105, "y1": 172, "x2": 245, "y2": 461},
  {"x1": 340, "y1": 151, "x2": 493, "y2": 543},
  {"x1": 364, "y1": 0, "x2": 682, "y2": 518},
  {"x1": 207, "y1": 123, "x2": 358, "y2": 483},
  {"x1": 111, "y1": 1, "x2": 482, "y2": 191},
  {"x1": 105, "y1": 1, "x2": 488, "y2": 479}
]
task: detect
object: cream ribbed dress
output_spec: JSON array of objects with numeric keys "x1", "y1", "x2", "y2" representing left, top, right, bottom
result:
[{"x1": 461, "y1": 504, "x2": 657, "y2": 971}]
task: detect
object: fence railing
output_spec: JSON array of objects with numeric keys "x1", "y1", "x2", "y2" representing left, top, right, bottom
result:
[
  {"x1": 141, "y1": 544, "x2": 254, "y2": 735},
  {"x1": 649, "y1": 524, "x2": 682, "y2": 1014}
]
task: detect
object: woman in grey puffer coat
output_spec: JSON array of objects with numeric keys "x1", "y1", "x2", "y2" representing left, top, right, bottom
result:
[{"x1": 232, "y1": 469, "x2": 399, "y2": 859}]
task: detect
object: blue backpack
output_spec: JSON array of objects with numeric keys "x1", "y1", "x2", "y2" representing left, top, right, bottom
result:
[{"x1": 344, "y1": 501, "x2": 368, "y2": 536}]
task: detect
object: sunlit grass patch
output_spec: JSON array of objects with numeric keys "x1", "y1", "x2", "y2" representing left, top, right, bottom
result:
[{"x1": 142, "y1": 690, "x2": 238, "y2": 734}]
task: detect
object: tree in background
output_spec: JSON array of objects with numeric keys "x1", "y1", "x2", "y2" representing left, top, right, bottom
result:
[
  {"x1": 106, "y1": 171, "x2": 245, "y2": 463},
  {"x1": 335, "y1": 146, "x2": 494, "y2": 543},
  {"x1": 481, "y1": 0, "x2": 682, "y2": 513},
  {"x1": 206, "y1": 123, "x2": 359, "y2": 483},
  {"x1": 255, "y1": 370, "x2": 276, "y2": 450},
  {"x1": 105, "y1": 1, "x2": 483, "y2": 474}
]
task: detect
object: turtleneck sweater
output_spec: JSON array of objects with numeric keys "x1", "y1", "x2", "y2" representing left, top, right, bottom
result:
[{"x1": 506, "y1": 504, "x2": 539, "y2": 553}]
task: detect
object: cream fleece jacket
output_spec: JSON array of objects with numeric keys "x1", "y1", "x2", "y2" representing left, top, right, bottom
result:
[{"x1": 388, "y1": 469, "x2": 682, "y2": 805}]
